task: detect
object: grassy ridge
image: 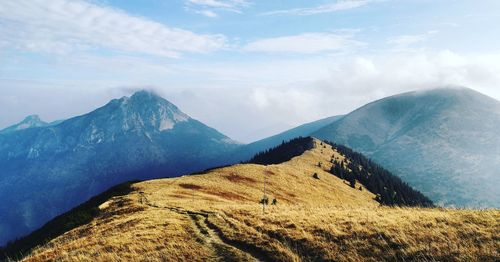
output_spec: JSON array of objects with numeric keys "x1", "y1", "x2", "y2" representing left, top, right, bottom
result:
[{"x1": 8, "y1": 138, "x2": 500, "y2": 261}]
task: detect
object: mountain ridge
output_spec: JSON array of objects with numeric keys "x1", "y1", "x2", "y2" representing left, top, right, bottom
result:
[
  {"x1": 0, "y1": 90, "x2": 239, "y2": 246},
  {"x1": 1, "y1": 86, "x2": 498, "y2": 248},
  {"x1": 3, "y1": 137, "x2": 495, "y2": 261},
  {"x1": 229, "y1": 115, "x2": 343, "y2": 163},
  {"x1": 313, "y1": 87, "x2": 500, "y2": 207}
]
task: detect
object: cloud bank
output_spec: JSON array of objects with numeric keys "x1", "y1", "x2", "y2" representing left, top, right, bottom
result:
[
  {"x1": 0, "y1": 0, "x2": 226, "y2": 57},
  {"x1": 243, "y1": 33, "x2": 364, "y2": 54}
]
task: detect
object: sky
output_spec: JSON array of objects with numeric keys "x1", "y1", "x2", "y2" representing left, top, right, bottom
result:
[{"x1": 1, "y1": 0, "x2": 500, "y2": 142}]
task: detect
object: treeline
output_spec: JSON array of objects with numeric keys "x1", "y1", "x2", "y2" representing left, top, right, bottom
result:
[
  {"x1": 248, "y1": 137, "x2": 314, "y2": 165},
  {"x1": 326, "y1": 141, "x2": 434, "y2": 207}
]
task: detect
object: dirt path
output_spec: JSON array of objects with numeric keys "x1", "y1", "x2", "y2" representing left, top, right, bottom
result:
[
  {"x1": 138, "y1": 192, "x2": 268, "y2": 262},
  {"x1": 187, "y1": 212, "x2": 260, "y2": 261}
]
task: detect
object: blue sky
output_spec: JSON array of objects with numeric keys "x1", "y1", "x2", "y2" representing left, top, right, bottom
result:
[{"x1": 1, "y1": 0, "x2": 500, "y2": 142}]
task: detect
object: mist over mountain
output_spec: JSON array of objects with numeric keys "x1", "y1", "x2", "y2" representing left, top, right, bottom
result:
[
  {"x1": 314, "y1": 87, "x2": 500, "y2": 207},
  {"x1": 0, "y1": 90, "x2": 239, "y2": 245}
]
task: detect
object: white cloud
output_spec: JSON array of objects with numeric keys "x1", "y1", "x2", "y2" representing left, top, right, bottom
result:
[
  {"x1": 243, "y1": 33, "x2": 364, "y2": 54},
  {"x1": 0, "y1": 0, "x2": 226, "y2": 57},
  {"x1": 187, "y1": 0, "x2": 249, "y2": 9},
  {"x1": 155, "y1": 50, "x2": 500, "y2": 142},
  {"x1": 261, "y1": 0, "x2": 371, "y2": 16},
  {"x1": 185, "y1": 0, "x2": 250, "y2": 17},
  {"x1": 196, "y1": 10, "x2": 219, "y2": 17},
  {"x1": 387, "y1": 30, "x2": 438, "y2": 46}
]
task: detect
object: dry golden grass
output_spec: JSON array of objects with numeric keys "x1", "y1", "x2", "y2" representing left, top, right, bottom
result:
[
  {"x1": 210, "y1": 206, "x2": 499, "y2": 261},
  {"x1": 23, "y1": 139, "x2": 500, "y2": 261}
]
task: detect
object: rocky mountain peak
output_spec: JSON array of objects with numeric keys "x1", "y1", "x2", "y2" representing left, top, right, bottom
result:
[{"x1": 0, "y1": 114, "x2": 48, "y2": 133}]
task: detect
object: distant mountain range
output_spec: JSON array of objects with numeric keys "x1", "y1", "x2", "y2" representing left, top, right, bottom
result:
[
  {"x1": 0, "y1": 91, "x2": 239, "y2": 246},
  {"x1": 0, "y1": 115, "x2": 59, "y2": 134},
  {"x1": 1, "y1": 87, "x2": 498, "y2": 246}
]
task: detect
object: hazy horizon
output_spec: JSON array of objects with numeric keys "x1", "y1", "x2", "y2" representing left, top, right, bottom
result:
[
  {"x1": 2, "y1": 0, "x2": 500, "y2": 142},
  {"x1": 2, "y1": 86, "x2": 495, "y2": 144}
]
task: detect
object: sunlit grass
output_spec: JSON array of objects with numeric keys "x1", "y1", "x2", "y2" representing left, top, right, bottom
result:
[{"x1": 23, "y1": 140, "x2": 499, "y2": 261}]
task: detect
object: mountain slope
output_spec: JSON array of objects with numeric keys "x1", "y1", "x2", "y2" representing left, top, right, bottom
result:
[
  {"x1": 247, "y1": 137, "x2": 432, "y2": 206},
  {"x1": 0, "y1": 90, "x2": 239, "y2": 246},
  {"x1": 313, "y1": 87, "x2": 500, "y2": 207},
  {"x1": 4, "y1": 138, "x2": 497, "y2": 261},
  {"x1": 229, "y1": 115, "x2": 343, "y2": 162}
]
